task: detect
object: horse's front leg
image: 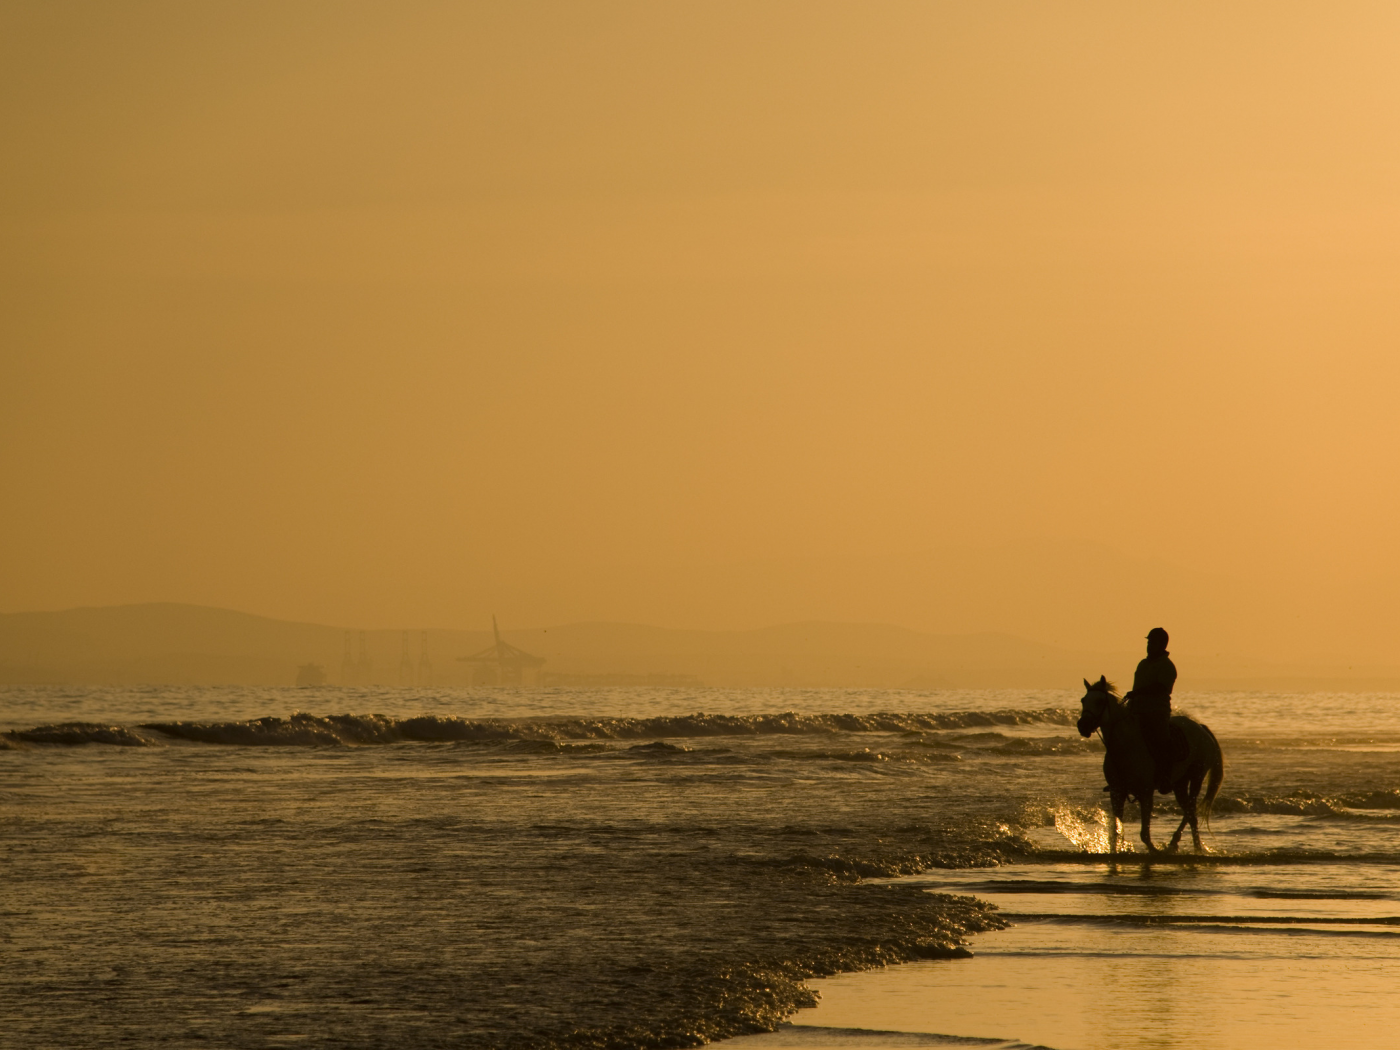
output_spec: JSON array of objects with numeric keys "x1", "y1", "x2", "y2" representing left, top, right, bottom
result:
[
  {"x1": 1107, "y1": 790, "x2": 1125, "y2": 855},
  {"x1": 1139, "y1": 792, "x2": 1159, "y2": 854}
]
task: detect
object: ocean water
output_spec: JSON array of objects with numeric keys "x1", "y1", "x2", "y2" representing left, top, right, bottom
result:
[{"x1": 3, "y1": 685, "x2": 1400, "y2": 1049}]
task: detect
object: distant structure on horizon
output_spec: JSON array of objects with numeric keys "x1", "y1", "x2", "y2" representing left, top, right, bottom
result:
[
  {"x1": 296, "y1": 663, "x2": 327, "y2": 687},
  {"x1": 458, "y1": 616, "x2": 545, "y2": 686},
  {"x1": 339, "y1": 630, "x2": 373, "y2": 686}
]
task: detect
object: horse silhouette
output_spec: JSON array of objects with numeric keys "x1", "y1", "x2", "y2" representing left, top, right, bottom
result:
[{"x1": 1078, "y1": 675, "x2": 1224, "y2": 854}]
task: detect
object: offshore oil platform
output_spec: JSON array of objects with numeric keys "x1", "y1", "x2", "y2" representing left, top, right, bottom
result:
[
  {"x1": 457, "y1": 616, "x2": 546, "y2": 686},
  {"x1": 339, "y1": 629, "x2": 432, "y2": 687}
]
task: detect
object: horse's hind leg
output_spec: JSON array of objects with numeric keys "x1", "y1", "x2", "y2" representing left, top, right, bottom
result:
[
  {"x1": 1187, "y1": 770, "x2": 1207, "y2": 852},
  {"x1": 1166, "y1": 785, "x2": 1192, "y2": 854},
  {"x1": 1139, "y1": 794, "x2": 1159, "y2": 854}
]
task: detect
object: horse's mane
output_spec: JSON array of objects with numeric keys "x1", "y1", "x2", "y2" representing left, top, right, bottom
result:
[{"x1": 1096, "y1": 677, "x2": 1120, "y2": 699}]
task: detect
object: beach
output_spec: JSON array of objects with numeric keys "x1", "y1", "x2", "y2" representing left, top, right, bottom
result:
[
  {"x1": 732, "y1": 851, "x2": 1400, "y2": 1049},
  {"x1": 4, "y1": 685, "x2": 1400, "y2": 1049},
  {"x1": 8, "y1": 8, "x2": 1399, "y2": 1048}
]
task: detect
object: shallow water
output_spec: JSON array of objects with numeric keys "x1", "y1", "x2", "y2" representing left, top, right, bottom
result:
[{"x1": 3, "y1": 684, "x2": 1399, "y2": 1048}]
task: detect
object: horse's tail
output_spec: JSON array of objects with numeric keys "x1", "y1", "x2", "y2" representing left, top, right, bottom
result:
[{"x1": 1200, "y1": 723, "x2": 1224, "y2": 832}]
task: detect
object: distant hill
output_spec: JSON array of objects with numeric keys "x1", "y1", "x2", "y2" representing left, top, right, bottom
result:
[
  {"x1": 0, "y1": 603, "x2": 1394, "y2": 691},
  {"x1": 0, "y1": 603, "x2": 1116, "y2": 688}
]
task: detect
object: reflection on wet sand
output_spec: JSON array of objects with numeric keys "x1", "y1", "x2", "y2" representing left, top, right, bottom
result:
[{"x1": 732, "y1": 854, "x2": 1400, "y2": 1050}]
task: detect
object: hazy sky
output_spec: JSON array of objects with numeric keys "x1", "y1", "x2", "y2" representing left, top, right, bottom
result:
[{"x1": 4, "y1": 3, "x2": 1399, "y2": 662}]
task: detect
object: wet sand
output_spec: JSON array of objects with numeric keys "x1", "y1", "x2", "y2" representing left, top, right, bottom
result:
[
  {"x1": 727, "y1": 1025, "x2": 1045, "y2": 1049},
  {"x1": 727, "y1": 852, "x2": 1400, "y2": 1050}
]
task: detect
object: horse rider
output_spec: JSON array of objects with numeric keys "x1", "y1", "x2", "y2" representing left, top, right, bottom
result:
[{"x1": 1123, "y1": 627, "x2": 1178, "y2": 792}]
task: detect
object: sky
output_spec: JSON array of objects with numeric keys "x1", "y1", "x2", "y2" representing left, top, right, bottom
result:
[{"x1": 3, "y1": 2, "x2": 1399, "y2": 665}]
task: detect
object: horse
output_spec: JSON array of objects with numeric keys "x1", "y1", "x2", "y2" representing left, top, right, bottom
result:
[{"x1": 1077, "y1": 676, "x2": 1224, "y2": 855}]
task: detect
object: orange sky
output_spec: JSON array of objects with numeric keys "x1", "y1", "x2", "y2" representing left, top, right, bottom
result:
[{"x1": 3, "y1": 3, "x2": 1399, "y2": 664}]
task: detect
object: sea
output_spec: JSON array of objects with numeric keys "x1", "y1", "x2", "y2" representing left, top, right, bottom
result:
[{"x1": 4, "y1": 684, "x2": 1400, "y2": 1050}]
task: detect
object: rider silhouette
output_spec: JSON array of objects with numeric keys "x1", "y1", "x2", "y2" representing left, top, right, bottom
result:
[{"x1": 1124, "y1": 628, "x2": 1178, "y2": 792}]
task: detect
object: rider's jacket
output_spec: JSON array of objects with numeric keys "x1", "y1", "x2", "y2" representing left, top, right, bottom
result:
[
  {"x1": 1127, "y1": 652, "x2": 1178, "y2": 787},
  {"x1": 1125, "y1": 652, "x2": 1176, "y2": 715}
]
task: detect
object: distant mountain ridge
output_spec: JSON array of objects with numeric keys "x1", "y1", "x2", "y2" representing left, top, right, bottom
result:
[
  {"x1": 0, "y1": 603, "x2": 1394, "y2": 691},
  {"x1": 0, "y1": 603, "x2": 1114, "y2": 688}
]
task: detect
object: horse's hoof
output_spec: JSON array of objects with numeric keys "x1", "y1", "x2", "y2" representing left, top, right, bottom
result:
[{"x1": 1164, "y1": 842, "x2": 1180, "y2": 855}]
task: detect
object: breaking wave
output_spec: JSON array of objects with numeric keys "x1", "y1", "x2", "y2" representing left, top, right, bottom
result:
[
  {"x1": 1214, "y1": 789, "x2": 1400, "y2": 820},
  {"x1": 2, "y1": 707, "x2": 1075, "y2": 748},
  {"x1": 4, "y1": 722, "x2": 157, "y2": 747}
]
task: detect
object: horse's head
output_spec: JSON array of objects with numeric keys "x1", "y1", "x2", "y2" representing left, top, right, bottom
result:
[{"x1": 1077, "y1": 675, "x2": 1118, "y2": 737}]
